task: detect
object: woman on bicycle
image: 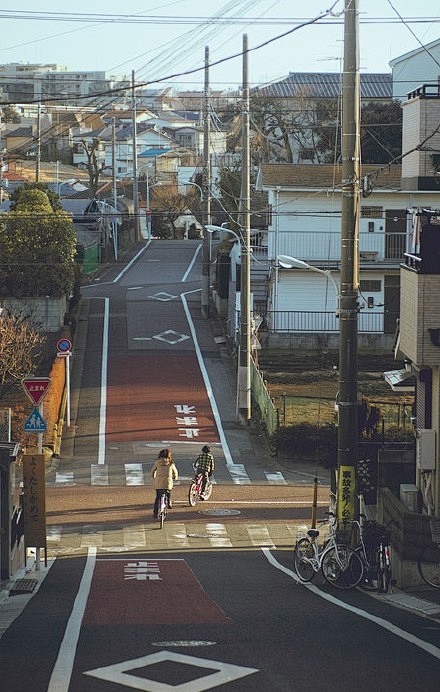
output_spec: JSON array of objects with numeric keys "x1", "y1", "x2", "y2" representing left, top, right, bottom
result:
[
  {"x1": 193, "y1": 445, "x2": 215, "y2": 494},
  {"x1": 151, "y1": 449, "x2": 178, "y2": 518}
]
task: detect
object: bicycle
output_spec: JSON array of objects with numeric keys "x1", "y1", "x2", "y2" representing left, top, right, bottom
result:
[
  {"x1": 293, "y1": 513, "x2": 364, "y2": 590},
  {"x1": 352, "y1": 517, "x2": 393, "y2": 592},
  {"x1": 418, "y1": 517, "x2": 440, "y2": 589},
  {"x1": 188, "y1": 472, "x2": 213, "y2": 506},
  {"x1": 157, "y1": 490, "x2": 168, "y2": 529}
]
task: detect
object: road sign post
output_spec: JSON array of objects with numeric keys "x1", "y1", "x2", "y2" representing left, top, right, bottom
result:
[{"x1": 57, "y1": 338, "x2": 72, "y2": 427}]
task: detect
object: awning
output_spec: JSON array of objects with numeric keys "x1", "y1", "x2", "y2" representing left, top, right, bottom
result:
[{"x1": 383, "y1": 369, "x2": 415, "y2": 392}]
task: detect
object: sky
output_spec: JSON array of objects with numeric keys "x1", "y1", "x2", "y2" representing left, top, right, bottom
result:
[{"x1": 1, "y1": 1, "x2": 439, "y2": 91}]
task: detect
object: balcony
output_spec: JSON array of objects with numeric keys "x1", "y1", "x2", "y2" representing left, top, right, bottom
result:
[{"x1": 271, "y1": 230, "x2": 407, "y2": 264}]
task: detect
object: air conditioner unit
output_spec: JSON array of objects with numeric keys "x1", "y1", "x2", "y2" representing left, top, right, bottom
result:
[
  {"x1": 416, "y1": 429, "x2": 436, "y2": 470},
  {"x1": 400, "y1": 484, "x2": 419, "y2": 513}
]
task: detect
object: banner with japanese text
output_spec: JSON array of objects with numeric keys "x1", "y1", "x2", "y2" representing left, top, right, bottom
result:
[{"x1": 23, "y1": 454, "x2": 46, "y2": 548}]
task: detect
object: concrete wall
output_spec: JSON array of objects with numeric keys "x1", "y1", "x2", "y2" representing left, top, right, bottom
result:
[{"x1": 0, "y1": 296, "x2": 67, "y2": 332}]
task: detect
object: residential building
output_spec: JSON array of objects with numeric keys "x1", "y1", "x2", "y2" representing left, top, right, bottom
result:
[{"x1": 390, "y1": 38, "x2": 440, "y2": 101}]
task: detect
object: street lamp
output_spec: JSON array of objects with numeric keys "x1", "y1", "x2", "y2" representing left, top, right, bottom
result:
[
  {"x1": 139, "y1": 164, "x2": 154, "y2": 241},
  {"x1": 277, "y1": 255, "x2": 340, "y2": 310},
  {"x1": 205, "y1": 223, "x2": 251, "y2": 421}
]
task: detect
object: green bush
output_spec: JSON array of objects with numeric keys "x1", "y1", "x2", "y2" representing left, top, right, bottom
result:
[{"x1": 272, "y1": 422, "x2": 338, "y2": 468}]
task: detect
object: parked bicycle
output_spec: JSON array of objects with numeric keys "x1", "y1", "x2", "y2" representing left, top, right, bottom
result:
[
  {"x1": 293, "y1": 512, "x2": 364, "y2": 590},
  {"x1": 188, "y1": 472, "x2": 213, "y2": 506},
  {"x1": 352, "y1": 517, "x2": 394, "y2": 593},
  {"x1": 418, "y1": 517, "x2": 440, "y2": 589},
  {"x1": 157, "y1": 490, "x2": 168, "y2": 529}
]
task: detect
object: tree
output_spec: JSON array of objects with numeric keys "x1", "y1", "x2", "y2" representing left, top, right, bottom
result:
[
  {"x1": 1, "y1": 105, "x2": 21, "y2": 123},
  {"x1": 0, "y1": 308, "x2": 45, "y2": 399},
  {"x1": 0, "y1": 188, "x2": 77, "y2": 297},
  {"x1": 80, "y1": 137, "x2": 102, "y2": 198},
  {"x1": 9, "y1": 181, "x2": 63, "y2": 212},
  {"x1": 151, "y1": 186, "x2": 189, "y2": 239}
]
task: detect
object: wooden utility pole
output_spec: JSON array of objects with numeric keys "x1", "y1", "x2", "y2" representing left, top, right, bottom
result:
[
  {"x1": 237, "y1": 33, "x2": 252, "y2": 422},
  {"x1": 201, "y1": 46, "x2": 211, "y2": 319},
  {"x1": 337, "y1": 0, "x2": 360, "y2": 522},
  {"x1": 132, "y1": 70, "x2": 140, "y2": 242}
]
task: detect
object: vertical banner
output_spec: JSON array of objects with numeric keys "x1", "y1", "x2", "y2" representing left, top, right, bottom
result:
[
  {"x1": 337, "y1": 465, "x2": 356, "y2": 523},
  {"x1": 23, "y1": 454, "x2": 47, "y2": 549}
]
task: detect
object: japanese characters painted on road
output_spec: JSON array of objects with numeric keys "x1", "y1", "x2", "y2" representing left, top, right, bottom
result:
[{"x1": 21, "y1": 376, "x2": 51, "y2": 406}]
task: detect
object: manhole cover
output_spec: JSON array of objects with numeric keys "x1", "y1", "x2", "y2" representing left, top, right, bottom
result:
[{"x1": 200, "y1": 509, "x2": 241, "y2": 516}]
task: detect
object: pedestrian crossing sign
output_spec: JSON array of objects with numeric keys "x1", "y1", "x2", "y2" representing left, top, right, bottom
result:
[{"x1": 24, "y1": 408, "x2": 47, "y2": 432}]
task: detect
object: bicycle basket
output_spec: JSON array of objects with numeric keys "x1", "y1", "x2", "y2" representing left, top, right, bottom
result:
[
  {"x1": 335, "y1": 522, "x2": 354, "y2": 545},
  {"x1": 363, "y1": 521, "x2": 384, "y2": 549},
  {"x1": 430, "y1": 517, "x2": 440, "y2": 544}
]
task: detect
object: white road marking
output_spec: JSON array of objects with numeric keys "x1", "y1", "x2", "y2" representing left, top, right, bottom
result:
[
  {"x1": 48, "y1": 547, "x2": 96, "y2": 692},
  {"x1": 55, "y1": 471, "x2": 74, "y2": 485},
  {"x1": 123, "y1": 526, "x2": 147, "y2": 548},
  {"x1": 265, "y1": 471, "x2": 287, "y2": 485},
  {"x1": 91, "y1": 464, "x2": 109, "y2": 485},
  {"x1": 206, "y1": 523, "x2": 232, "y2": 548},
  {"x1": 85, "y1": 650, "x2": 258, "y2": 691},
  {"x1": 125, "y1": 463, "x2": 145, "y2": 485},
  {"x1": 247, "y1": 525, "x2": 275, "y2": 548},
  {"x1": 263, "y1": 548, "x2": 440, "y2": 662},
  {"x1": 228, "y1": 464, "x2": 251, "y2": 484}
]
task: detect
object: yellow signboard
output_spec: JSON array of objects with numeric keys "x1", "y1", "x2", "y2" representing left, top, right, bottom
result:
[
  {"x1": 337, "y1": 465, "x2": 356, "y2": 523},
  {"x1": 23, "y1": 454, "x2": 46, "y2": 548}
]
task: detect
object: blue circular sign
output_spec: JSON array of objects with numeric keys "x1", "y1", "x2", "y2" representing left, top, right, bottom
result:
[{"x1": 57, "y1": 338, "x2": 72, "y2": 353}]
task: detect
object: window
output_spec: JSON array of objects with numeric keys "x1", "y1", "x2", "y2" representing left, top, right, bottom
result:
[
  {"x1": 361, "y1": 206, "x2": 382, "y2": 218},
  {"x1": 360, "y1": 280, "x2": 381, "y2": 292}
]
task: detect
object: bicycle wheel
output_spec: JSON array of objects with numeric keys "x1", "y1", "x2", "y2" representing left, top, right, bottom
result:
[
  {"x1": 159, "y1": 511, "x2": 165, "y2": 529},
  {"x1": 188, "y1": 482, "x2": 197, "y2": 507},
  {"x1": 202, "y1": 482, "x2": 213, "y2": 501},
  {"x1": 294, "y1": 538, "x2": 316, "y2": 582},
  {"x1": 418, "y1": 542, "x2": 440, "y2": 589},
  {"x1": 321, "y1": 545, "x2": 364, "y2": 589},
  {"x1": 354, "y1": 546, "x2": 378, "y2": 591}
]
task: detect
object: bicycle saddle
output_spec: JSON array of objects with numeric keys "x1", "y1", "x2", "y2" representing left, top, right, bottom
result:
[{"x1": 307, "y1": 529, "x2": 320, "y2": 538}]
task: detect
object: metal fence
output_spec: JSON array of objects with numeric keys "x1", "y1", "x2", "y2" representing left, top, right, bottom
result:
[
  {"x1": 251, "y1": 360, "x2": 278, "y2": 436},
  {"x1": 266, "y1": 310, "x2": 385, "y2": 333}
]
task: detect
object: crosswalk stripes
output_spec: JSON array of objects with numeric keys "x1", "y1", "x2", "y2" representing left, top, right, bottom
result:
[
  {"x1": 46, "y1": 522, "x2": 293, "y2": 552},
  {"x1": 54, "y1": 463, "x2": 289, "y2": 487}
]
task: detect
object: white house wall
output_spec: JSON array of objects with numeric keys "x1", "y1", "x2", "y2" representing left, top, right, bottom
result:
[{"x1": 390, "y1": 40, "x2": 440, "y2": 101}]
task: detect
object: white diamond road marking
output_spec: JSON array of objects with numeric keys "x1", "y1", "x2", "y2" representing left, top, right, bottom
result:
[
  {"x1": 151, "y1": 292, "x2": 177, "y2": 302},
  {"x1": 153, "y1": 330, "x2": 190, "y2": 345},
  {"x1": 84, "y1": 650, "x2": 258, "y2": 691}
]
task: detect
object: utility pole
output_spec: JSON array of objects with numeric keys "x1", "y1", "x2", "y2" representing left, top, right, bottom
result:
[
  {"x1": 201, "y1": 46, "x2": 211, "y2": 319},
  {"x1": 237, "y1": 33, "x2": 252, "y2": 422},
  {"x1": 337, "y1": 0, "x2": 360, "y2": 522},
  {"x1": 35, "y1": 101, "x2": 41, "y2": 183},
  {"x1": 132, "y1": 70, "x2": 140, "y2": 242}
]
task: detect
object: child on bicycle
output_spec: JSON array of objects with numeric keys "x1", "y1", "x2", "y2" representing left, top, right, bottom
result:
[
  {"x1": 151, "y1": 449, "x2": 178, "y2": 518},
  {"x1": 193, "y1": 445, "x2": 215, "y2": 494}
]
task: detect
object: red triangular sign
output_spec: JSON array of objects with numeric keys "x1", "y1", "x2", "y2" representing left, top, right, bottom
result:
[{"x1": 22, "y1": 377, "x2": 51, "y2": 405}]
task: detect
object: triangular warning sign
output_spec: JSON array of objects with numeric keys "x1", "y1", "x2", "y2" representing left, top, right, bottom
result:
[{"x1": 22, "y1": 377, "x2": 51, "y2": 405}]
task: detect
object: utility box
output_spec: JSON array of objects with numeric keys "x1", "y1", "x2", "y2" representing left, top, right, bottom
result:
[
  {"x1": 400, "y1": 483, "x2": 419, "y2": 513},
  {"x1": 416, "y1": 429, "x2": 436, "y2": 470}
]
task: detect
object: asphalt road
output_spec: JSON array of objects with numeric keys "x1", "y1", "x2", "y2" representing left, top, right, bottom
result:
[{"x1": 1, "y1": 240, "x2": 439, "y2": 691}]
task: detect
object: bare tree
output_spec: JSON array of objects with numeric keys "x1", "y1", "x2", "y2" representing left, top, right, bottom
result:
[
  {"x1": 80, "y1": 137, "x2": 102, "y2": 198},
  {"x1": 0, "y1": 309, "x2": 45, "y2": 399}
]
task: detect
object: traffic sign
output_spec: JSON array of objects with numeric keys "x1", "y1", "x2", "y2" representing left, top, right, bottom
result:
[
  {"x1": 22, "y1": 377, "x2": 51, "y2": 406},
  {"x1": 24, "y1": 408, "x2": 47, "y2": 432},
  {"x1": 57, "y1": 338, "x2": 72, "y2": 353}
]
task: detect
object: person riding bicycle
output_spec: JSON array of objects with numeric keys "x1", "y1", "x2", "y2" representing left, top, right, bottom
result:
[
  {"x1": 151, "y1": 448, "x2": 178, "y2": 518},
  {"x1": 193, "y1": 445, "x2": 215, "y2": 494}
]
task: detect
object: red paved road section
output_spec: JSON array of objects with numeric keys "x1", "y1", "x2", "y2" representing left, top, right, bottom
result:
[
  {"x1": 83, "y1": 558, "x2": 231, "y2": 625},
  {"x1": 106, "y1": 353, "x2": 219, "y2": 443}
]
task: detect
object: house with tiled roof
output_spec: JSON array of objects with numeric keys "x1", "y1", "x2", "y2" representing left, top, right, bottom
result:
[{"x1": 250, "y1": 72, "x2": 393, "y2": 164}]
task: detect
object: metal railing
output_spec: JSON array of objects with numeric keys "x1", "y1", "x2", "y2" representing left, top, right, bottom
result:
[
  {"x1": 267, "y1": 310, "x2": 385, "y2": 333},
  {"x1": 273, "y1": 231, "x2": 407, "y2": 264}
]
